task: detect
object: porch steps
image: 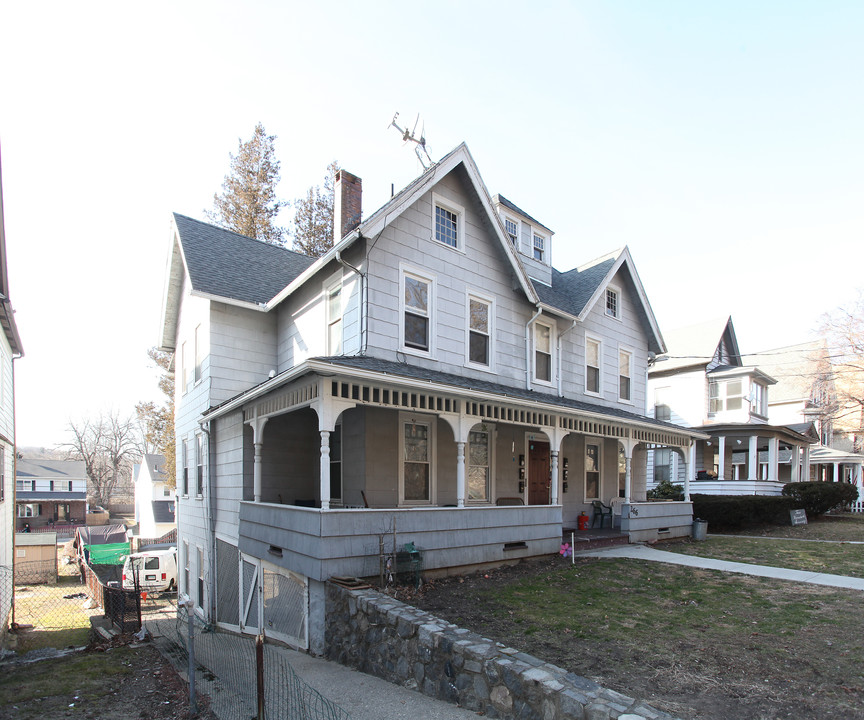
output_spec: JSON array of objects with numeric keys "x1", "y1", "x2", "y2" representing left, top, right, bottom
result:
[{"x1": 562, "y1": 528, "x2": 629, "y2": 552}]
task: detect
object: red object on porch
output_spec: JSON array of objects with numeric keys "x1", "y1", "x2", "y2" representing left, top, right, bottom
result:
[{"x1": 577, "y1": 512, "x2": 589, "y2": 531}]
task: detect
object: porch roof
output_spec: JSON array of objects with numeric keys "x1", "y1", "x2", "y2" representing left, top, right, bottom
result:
[
  {"x1": 694, "y1": 422, "x2": 815, "y2": 445},
  {"x1": 202, "y1": 354, "x2": 707, "y2": 442}
]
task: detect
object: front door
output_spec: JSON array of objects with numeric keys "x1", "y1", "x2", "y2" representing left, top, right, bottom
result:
[{"x1": 528, "y1": 440, "x2": 550, "y2": 505}]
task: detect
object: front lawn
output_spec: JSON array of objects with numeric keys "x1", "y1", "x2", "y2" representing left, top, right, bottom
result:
[
  {"x1": 719, "y1": 512, "x2": 864, "y2": 541},
  {"x1": 409, "y1": 556, "x2": 864, "y2": 720}
]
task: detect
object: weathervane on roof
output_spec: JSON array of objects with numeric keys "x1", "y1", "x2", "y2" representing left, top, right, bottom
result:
[{"x1": 389, "y1": 112, "x2": 433, "y2": 170}]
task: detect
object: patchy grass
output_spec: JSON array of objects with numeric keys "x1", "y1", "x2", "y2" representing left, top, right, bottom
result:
[
  {"x1": 411, "y1": 556, "x2": 864, "y2": 720},
  {"x1": 720, "y1": 512, "x2": 864, "y2": 541}
]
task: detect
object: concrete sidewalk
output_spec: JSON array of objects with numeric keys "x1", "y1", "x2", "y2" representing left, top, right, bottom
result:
[{"x1": 573, "y1": 544, "x2": 864, "y2": 591}]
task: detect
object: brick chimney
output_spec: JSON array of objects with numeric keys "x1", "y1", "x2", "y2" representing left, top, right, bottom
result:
[{"x1": 333, "y1": 169, "x2": 362, "y2": 243}]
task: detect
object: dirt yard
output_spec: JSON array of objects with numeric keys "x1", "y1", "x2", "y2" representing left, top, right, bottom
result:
[{"x1": 403, "y1": 554, "x2": 864, "y2": 720}]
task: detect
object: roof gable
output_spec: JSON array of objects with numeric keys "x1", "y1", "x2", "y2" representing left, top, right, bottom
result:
[
  {"x1": 654, "y1": 316, "x2": 739, "y2": 374},
  {"x1": 536, "y1": 248, "x2": 665, "y2": 354}
]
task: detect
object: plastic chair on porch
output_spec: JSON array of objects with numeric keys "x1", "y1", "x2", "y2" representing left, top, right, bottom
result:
[{"x1": 591, "y1": 500, "x2": 613, "y2": 528}]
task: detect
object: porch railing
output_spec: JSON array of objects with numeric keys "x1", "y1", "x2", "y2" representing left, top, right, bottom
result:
[{"x1": 238, "y1": 502, "x2": 562, "y2": 582}]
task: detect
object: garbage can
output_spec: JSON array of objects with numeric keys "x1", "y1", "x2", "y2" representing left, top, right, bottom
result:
[{"x1": 692, "y1": 519, "x2": 708, "y2": 542}]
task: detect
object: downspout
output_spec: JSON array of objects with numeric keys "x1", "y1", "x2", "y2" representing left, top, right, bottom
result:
[
  {"x1": 525, "y1": 305, "x2": 543, "y2": 389},
  {"x1": 10, "y1": 352, "x2": 20, "y2": 627},
  {"x1": 556, "y1": 320, "x2": 578, "y2": 397},
  {"x1": 336, "y1": 248, "x2": 366, "y2": 354}
]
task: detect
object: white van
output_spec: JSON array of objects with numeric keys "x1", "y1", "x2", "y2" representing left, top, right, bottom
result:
[{"x1": 122, "y1": 548, "x2": 177, "y2": 593}]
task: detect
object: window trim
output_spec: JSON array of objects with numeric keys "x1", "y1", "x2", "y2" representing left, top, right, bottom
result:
[
  {"x1": 325, "y1": 272, "x2": 343, "y2": 355},
  {"x1": 182, "y1": 439, "x2": 190, "y2": 497},
  {"x1": 532, "y1": 232, "x2": 546, "y2": 263},
  {"x1": 399, "y1": 265, "x2": 436, "y2": 358},
  {"x1": 654, "y1": 386, "x2": 672, "y2": 421},
  {"x1": 398, "y1": 412, "x2": 437, "y2": 507},
  {"x1": 618, "y1": 346, "x2": 633, "y2": 404},
  {"x1": 585, "y1": 334, "x2": 602, "y2": 397},
  {"x1": 503, "y1": 215, "x2": 519, "y2": 246},
  {"x1": 194, "y1": 324, "x2": 203, "y2": 385},
  {"x1": 196, "y1": 434, "x2": 204, "y2": 497},
  {"x1": 431, "y1": 192, "x2": 465, "y2": 252},
  {"x1": 465, "y1": 291, "x2": 494, "y2": 371},
  {"x1": 533, "y1": 319, "x2": 555, "y2": 386}
]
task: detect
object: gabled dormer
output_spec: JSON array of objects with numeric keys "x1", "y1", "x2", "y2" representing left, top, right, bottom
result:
[{"x1": 492, "y1": 194, "x2": 553, "y2": 287}]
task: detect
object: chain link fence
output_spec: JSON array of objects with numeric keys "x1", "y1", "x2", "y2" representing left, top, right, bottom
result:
[{"x1": 149, "y1": 604, "x2": 351, "y2": 720}]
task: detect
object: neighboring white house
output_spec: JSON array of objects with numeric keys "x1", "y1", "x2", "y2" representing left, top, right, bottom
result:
[
  {"x1": 133, "y1": 454, "x2": 176, "y2": 539},
  {"x1": 648, "y1": 317, "x2": 819, "y2": 496},
  {"x1": 160, "y1": 143, "x2": 704, "y2": 653},
  {"x1": 0, "y1": 146, "x2": 23, "y2": 644}
]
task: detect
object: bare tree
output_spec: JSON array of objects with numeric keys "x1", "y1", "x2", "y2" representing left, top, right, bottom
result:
[
  {"x1": 61, "y1": 412, "x2": 143, "y2": 508},
  {"x1": 819, "y1": 290, "x2": 864, "y2": 452}
]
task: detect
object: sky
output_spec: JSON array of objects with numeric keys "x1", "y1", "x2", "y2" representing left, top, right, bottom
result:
[{"x1": 1, "y1": 1, "x2": 861, "y2": 448}]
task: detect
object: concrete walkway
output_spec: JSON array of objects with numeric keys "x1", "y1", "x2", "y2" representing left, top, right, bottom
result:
[{"x1": 573, "y1": 543, "x2": 864, "y2": 591}]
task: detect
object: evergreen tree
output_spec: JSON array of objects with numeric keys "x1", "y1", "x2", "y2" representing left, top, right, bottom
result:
[
  {"x1": 293, "y1": 160, "x2": 340, "y2": 258},
  {"x1": 206, "y1": 123, "x2": 288, "y2": 246}
]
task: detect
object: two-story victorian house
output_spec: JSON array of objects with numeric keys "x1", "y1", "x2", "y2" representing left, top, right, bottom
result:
[
  {"x1": 15, "y1": 459, "x2": 87, "y2": 530},
  {"x1": 160, "y1": 144, "x2": 703, "y2": 652},
  {"x1": 647, "y1": 316, "x2": 818, "y2": 496}
]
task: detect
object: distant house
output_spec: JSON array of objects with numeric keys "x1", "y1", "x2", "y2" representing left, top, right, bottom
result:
[
  {"x1": 160, "y1": 143, "x2": 704, "y2": 652},
  {"x1": 0, "y1": 144, "x2": 23, "y2": 644},
  {"x1": 647, "y1": 317, "x2": 818, "y2": 495},
  {"x1": 133, "y1": 454, "x2": 175, "y2": 539},
  {"x1": 15, "y1": 458, "x2": 87, "y2": 530}
]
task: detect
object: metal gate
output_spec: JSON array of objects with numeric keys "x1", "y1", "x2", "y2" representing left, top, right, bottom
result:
[{"x1": 239, "y1": 554, "x2": 308, "y2": 650}]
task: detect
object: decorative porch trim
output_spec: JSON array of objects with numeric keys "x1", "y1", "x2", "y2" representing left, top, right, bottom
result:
[{"x1": 243, "y1": 381, "x2": 319, "y2": 422}]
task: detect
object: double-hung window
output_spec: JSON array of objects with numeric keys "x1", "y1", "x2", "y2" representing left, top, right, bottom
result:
[
  {"x1": 432, "y1": 193, "x2": 463, "y2": 250},
  {"x1": 197, "y1": 546, "x2": 204, "y2": 609},
  {"x1": 402, "y1": 270, "x2": 433, "y2": 354},
  {"x1": 654, "y1": 448, "x2": 671, "y2": 483},
  {"x1": 467, "y1": 295, "x2": 492, "y2": 367},
  {"x1": 586, "y1": 337, "x2": 601, "y2": 395},
  {"x1": 751, "y1": 382, "x2": 767, "y2": 417},
  {"x1": 196, "y1": 435, "x2": 204, "y2": 496},
  {"x1": 194, "y1": 325, "x2": 202, "y2": 384},
  {"x1": 618, "y1": 349, "x2": 632, "y2": 402},
  {"x1": 326, "y1": 281, "x2": 343, "y2": 355},
  {"x1": 182, "y1": 440, "x2": 190, "y2": 496},
  {"x1": 330, "y1": 424, "x2": 342, "y2": 504},
  {"x1": 606, "y1": 288, "x2": 619, "y2": 319},
  {"x1": 533, "y1": 233, "x2": 545, "y2": 262},
  {"x1": 504, "y1": 217, "x2": 518, "y2": 245},
  {"x1": 468, "y1": 427, "x2": 491, "y2": 503},
  {"x1": 534, "y1": 323, "x2": 552, "y2": 383},
  {"x1": 709, "y1": 379, "x2": 744, "y2": 413},
  {"x1": 654, "y1": 387, "x2": 671, "y2": 421}
]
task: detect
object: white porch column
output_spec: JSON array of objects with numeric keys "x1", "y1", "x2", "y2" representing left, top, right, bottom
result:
[
  {"x1": 686, "y1": 442, "x2": 695, "y2": 501},
  {"x1": 748, "y1": 436, "x2": 758, "y2": 481},
  {"x1": 790, "y1": 446, "x2": 800, "y2": 483},
  {"x1": 834, "y1": 462, "x2": 840, "y2": 483},
  {"x1": 249, "y1": 416, "x2": 268, "y2": 503},
  {"x1": 768, "y1": 437, "x2": 780, "y2": 482},
  {"x1": 319, "y1": 431, "x2": 331, "y2": 510},
  {"x1": 456, "y1": 441, "x2": 466, "y2": 508},
  {"x1": 803, "y1": 446, "x2": 811, "y2": 482},
  {"x1": 717, "y1": 436, "x2": 726, "y2": 481},
  {"x1": 855, "y1": 462, "x2": 863, "y2": 489},
  {"x1": 550, "y1": 450, "x2": 559, "y2": 505},
  {"x1": 624, "y1": 455, "x2": 632, "y2": 504}
]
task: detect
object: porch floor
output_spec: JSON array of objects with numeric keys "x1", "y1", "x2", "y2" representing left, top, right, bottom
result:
[{"x1": 562, "y1": 527, "x2": 629, "y2": 551}]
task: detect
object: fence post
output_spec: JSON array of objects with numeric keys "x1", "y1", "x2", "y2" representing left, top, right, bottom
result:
[
  {"x1": 256, "y1": 633, "x2": 265, "y2": 720},
  {"x1": 183, "y1": 596, "x2": 197, "y2": 715}
]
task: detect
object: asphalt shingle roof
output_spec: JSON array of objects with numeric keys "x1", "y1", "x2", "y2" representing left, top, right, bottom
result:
[
  {"x1": 534, "y1": 257, "x2": 617, "y2": 317},
  {"x1": 173, "y1": 213, "x2": 316, "y2": 305},
  {"x1": 152, "y1": 501, "x2": 176, "y2": 524},
  {"x1": 16, "y1": 459, "x2": 86, "y2": 479}
]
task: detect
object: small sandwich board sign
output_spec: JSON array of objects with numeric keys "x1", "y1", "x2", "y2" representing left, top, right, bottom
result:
[{"x1": 790, "y1": 508, "x2": 808, "y2": 525}]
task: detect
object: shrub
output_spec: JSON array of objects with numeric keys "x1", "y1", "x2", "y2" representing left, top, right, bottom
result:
[
  {"x1": 647, "y1": 478, "x2": 684, "y2": 500},
  {"x1": 691, "y1": 494, "x2": 797, "y2": 529},
  {"x1": 781, "y1": 482, "x2": 860, "y2": 517}
]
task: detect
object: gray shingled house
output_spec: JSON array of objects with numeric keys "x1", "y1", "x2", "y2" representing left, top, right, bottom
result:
[{"x1": 160, "y1": 143, "x2": 704, "y2": 652}]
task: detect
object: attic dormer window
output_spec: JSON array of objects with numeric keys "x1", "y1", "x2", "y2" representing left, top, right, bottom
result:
[
  {"x1": 533, "y1": 233, "x2": 545, "y2": 262},
  {"x1": 605, "y1": 289, "x2": 619, "y2": 318},
  {"x1": 505, "y1": 217, "x2": 518, "y2": 245},
  {"x1": 432, "y1": 193, "x2": 464, "y2": 251}
]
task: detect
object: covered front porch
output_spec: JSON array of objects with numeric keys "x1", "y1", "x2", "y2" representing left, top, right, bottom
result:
[{"x1": 206, "y1": 357, "x2": 704, "y2": 576}]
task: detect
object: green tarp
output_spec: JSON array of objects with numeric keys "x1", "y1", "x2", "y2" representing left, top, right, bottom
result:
[{"x1": 85, "y1": 541, "x2": 130, "y2": 565}]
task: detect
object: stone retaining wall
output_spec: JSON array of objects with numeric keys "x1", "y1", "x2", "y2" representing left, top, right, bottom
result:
[{"x1": 325, "y1": 583, "x2": 679, "y2": 720}]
